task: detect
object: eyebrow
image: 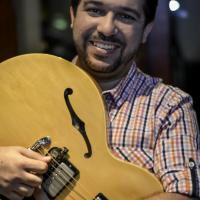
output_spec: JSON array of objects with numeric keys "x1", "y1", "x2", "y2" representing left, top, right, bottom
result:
[
  {"x1": 83, "y1": 0, "x2": 103, "y2": 7},
  {"x1": 83, "y1": 0, "x2": 141, "y2": 19},
  {"x1": 119, "y1": 6, "x2": 141, "y2": 19}
]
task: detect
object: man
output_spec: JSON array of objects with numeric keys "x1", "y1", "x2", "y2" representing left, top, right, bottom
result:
[
  {"x1": 69, "y1": 0, "x2": 200, "y2": 199},
  {"x1": 0, "y1": 0, "x2": 199, "y2": 200}
]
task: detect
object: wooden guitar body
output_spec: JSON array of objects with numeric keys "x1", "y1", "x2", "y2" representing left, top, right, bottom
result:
[{"x1": 0, "y1": 54, "x2": 162, "y2": 199}]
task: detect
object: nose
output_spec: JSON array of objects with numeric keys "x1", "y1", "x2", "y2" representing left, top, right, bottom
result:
[{"x1": 97, "y1": 12, "x2": 118, "y2": 37}]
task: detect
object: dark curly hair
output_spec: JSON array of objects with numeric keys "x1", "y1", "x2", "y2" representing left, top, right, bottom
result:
[{"x1": 70, "y1": 0, "x2": 158, "y2": 24}]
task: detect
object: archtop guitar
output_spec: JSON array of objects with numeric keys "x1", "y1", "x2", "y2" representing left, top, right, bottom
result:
[{"x1": 0, "y1": 54, "x2": 163, "y2": 199}]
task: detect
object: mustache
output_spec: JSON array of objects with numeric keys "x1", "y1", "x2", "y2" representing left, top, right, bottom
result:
[{"x1": 91, "y1": 33, "x2": 123, "y2": 45}]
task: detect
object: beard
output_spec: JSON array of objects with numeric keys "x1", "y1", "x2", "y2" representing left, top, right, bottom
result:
[
  {"x1": 73, "y1": 30, "x2": 137, "y2": 80},
  {"x1": 73, "y1": 30, "x2": 126, "y2": 73},
  {"x1": 75, "y1": 42, "x2": 123, "y2": 74}
]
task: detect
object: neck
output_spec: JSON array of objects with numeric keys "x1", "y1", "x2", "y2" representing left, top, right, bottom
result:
[{"x1": 98, "y1": 78, "x2": 121, "y2": 91}]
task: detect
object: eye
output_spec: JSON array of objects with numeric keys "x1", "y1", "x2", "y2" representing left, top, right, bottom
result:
[
  {"x1": 117, "y1": 13, "x2": 136, "y2": 23},
  {"x1": 86, "y1": 7, "x2": 104, "y2": 17}
]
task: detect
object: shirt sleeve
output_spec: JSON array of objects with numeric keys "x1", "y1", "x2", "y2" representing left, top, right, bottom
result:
[{"x1": 154, "y1": 87, "x2": 200, "y2": 198}]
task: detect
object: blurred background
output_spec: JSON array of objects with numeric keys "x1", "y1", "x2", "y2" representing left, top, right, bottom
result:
[{"x1": 0, "y1": 0, "x2": 200, "y2": 122}]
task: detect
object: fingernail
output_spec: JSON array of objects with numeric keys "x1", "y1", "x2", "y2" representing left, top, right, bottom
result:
[{"x1": 44, "y1": 156, "x2": 52, "y2": 162}]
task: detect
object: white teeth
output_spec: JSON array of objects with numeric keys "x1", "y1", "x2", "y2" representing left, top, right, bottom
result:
[{"x1": 93, "y1": 42, "x2": 115, "y2": 50}]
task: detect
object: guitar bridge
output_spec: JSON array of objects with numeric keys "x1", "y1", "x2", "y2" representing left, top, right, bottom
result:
[{"x1": 42, "y1": 147, "x2": 79, "y2": 199}]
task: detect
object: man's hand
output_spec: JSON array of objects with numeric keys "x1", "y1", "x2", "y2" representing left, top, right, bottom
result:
[{"x1": 0, "y1": 146, "x2": 51, "y2": 200}]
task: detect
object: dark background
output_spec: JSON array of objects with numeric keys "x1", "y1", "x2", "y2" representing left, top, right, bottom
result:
[{"x1": 1, "y1": 0, "x2": 200, "y2": 122}]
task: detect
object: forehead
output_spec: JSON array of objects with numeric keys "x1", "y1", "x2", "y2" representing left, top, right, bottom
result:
[{"x1": 79, "y1": 0, "x2": 145, "y2": 10}]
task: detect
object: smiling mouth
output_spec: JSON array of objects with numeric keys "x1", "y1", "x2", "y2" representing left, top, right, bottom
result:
[{"x1": 90, "y1": 41, "x2": 119, "y2": 51}]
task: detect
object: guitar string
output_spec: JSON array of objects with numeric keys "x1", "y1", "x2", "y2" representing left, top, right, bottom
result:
[
  {"x1": 30, "y1": 148, "x2": 78, "y2": 199},
  {"x1": 38, "y1": 148, "x2": 88, "y2": 200},
  {"x1": 37, "y1": 151, "x2": 75, "y2": 200},
  {"x1": 28, "y1": 148, "x2": 72, "y2": 200},
  {"x1": 37, "y1": 148, "x2": 92, "y2": 200},
  {"x1": 38, "y1": 148, "x2": 89, "y2": 200}
]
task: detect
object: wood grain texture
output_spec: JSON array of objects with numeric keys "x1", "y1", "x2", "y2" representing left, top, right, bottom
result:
[{"x1": 0, "y1": 54, "x2": 163, "y2": 199}]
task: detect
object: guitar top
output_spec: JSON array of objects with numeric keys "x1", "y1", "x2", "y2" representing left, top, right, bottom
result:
[{"x1": 0, "y1": 54, "x2": 163, "y2": 200}]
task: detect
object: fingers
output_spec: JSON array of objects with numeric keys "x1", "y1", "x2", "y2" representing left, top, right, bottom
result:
[
  {"x1": 22, "y1": 172, "x2": 43, "y2": 187},
  {"x1": 6, "y1": 192, "x2": 24, "y2": 200},
  {"x1": 0, "y1": 146, "x2": 51, "y2": 200},
  {"x1": 20, "y1": 148, "x2": 51, "y2": 163},
  {"x1": 5, "y1": 184, "x2": 35, "y2": 200},
  {"x1": 14, "y1": 184, "x2": 34, "y2": 197},
  {"x1": 23, "y1": 158, "x2": 49, "y2": 174},
  {"x1": 19, "y1": 148, "x2": 51, "y2": 174},
  {"x1": 18, "y1": 148, "x2": 50, "y2": 186}
]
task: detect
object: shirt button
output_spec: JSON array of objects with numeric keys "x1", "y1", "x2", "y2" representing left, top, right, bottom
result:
[{"x1": 188, "y1": 160, "x2": 195, "y2": 169}]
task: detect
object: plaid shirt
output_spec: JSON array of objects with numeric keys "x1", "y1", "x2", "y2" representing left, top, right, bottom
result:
[{"x1": 102, "y1": 64, "x2": 200, "y2": 197}]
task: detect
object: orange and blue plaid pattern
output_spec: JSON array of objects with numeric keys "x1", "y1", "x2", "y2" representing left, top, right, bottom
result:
[{"x1": 102, "y1": 64, "x2": 200, "y2": 197}]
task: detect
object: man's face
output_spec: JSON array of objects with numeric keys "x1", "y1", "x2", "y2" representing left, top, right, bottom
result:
[{"x1": 71, "y1": 0, "x2": 151, "y2": 80}]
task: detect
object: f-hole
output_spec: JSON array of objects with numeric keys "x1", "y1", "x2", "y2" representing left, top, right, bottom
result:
[{"x1": 64, "y1": 88, "x2": 92, "y2": 158}]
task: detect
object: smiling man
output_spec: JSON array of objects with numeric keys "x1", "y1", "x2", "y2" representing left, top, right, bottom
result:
[
  {"x1": 1, "y1": 1, "x2": 198, "y2": 200},
  {"x1": 71, "y1": 0, "x2": 153, "y2": 90},
  {"x1": 68, "y1": 0, "x2": 200, "y2": 199}
]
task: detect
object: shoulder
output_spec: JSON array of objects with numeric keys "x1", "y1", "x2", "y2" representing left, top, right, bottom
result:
[
  {"x1": 137, "y1": 69, "x2": 194, "y2": 114},
  {"x1": 131, "y1": 68, "x2": 194, "y2": 112},
  {"x1": 153, "y1": 82, "x2": 193, "y2": 109},
  {"x1": 138, "y1": 69, "x2": 191, "y2": 102}
]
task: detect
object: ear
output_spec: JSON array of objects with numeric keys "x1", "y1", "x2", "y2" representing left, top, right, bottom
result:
[
  {"x1": 142, "y1": 22, "x2": 154, "y2": 43},
  {"x1": 70, "y1": 5, "x2": 75, "y2": 28}
]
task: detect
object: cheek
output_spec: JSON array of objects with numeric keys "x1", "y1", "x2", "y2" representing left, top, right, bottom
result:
[
  {"x1": 73, "y1": 20, "x2": 93, "y2": 44},
  {"x1": 74, "y1": 14, "x2": 95, "y2": 33},
  {"x1": 123, "y1": 28, "x2": 144, "y2": 50}
]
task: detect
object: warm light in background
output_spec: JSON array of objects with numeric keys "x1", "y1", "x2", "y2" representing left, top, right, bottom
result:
[{"x1": 169, "y1": 0, "x2": 180, "y2": 11}]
